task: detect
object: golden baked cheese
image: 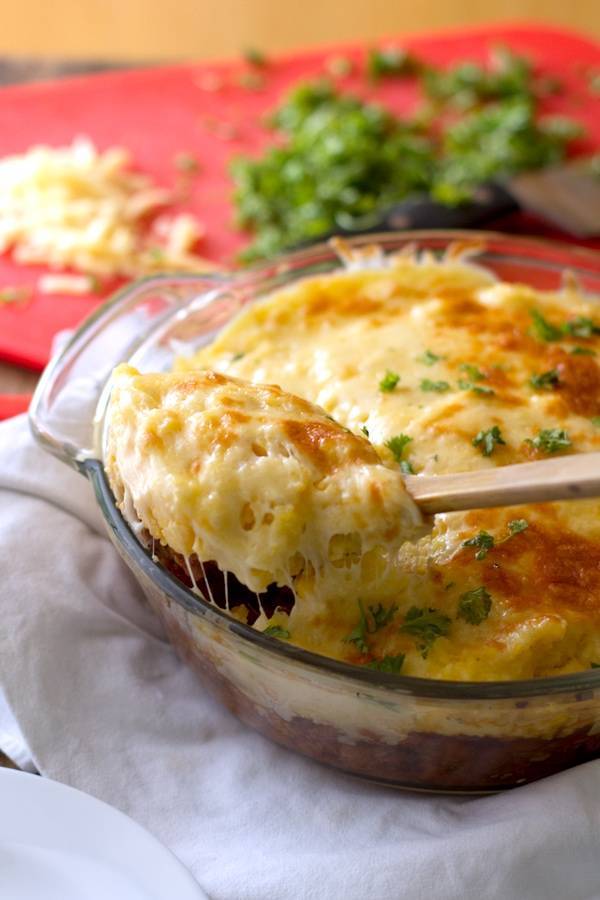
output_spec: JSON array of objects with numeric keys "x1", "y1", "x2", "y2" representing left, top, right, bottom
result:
[
  {"x1": 166, "y1": 247, "x2": 600, "y2": 681},
  {"x1": 105, "y1": 365, "x2": 424, "y2": 611}
]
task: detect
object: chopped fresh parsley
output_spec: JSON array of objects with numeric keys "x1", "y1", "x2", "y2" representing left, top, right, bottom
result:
[
  {"x1": 263, "y1": 625, "x2": 291, "y2": 639},
  {"x1": 423, "y1": 47, "x2": 533, "y2": 108},
  {"x1": 361, "y1": 425, "x2": 370, "y2": 437},
  {"x1": 457, "y1": 586, "x2": 492, "y2": 624},
  {"x1": 563, "y1": 316, "x2": 600, "y2": 338},
  {"x1": 530, "y1": 368, "x2": 560, "y2": 390},
  {"x1": 417, "y1": 349, "x2": 443, "y2": 366},
  {"x1": 366, "y1": 653, "x2": 405, "y2": 673},
  {"x1": 400, "y1": 459, "x2": 415, "y2": 475},
  {"x1": 472, "y1": 425, "x2": 506, "y2": 456},
  {"x1": 400, "y1": 606, "x2": 451, "y2": 657},
  {"x1": 460, "y1": 363, "x2": 486, "y2": 382},
  {"x1": 232, "y1": 51, "x2": 582, "y2": 259},
  {"x1": 508, "y1": 518, "x2": 529, "y2": 535},
  {"x1": 420, "y1": 378, "x2": 450, "y2": 393},
  {"x1": 385, "y1": 433, "x2": 412, "y2": 463},
  {"x1": 367, "y1": 47, "x2": 420, "y2": 81},
  {"x1": 344, "y1": 600, "x2": 398, "y2": 654},
  {"x1": 458, "y1": 379, "x2": 495, "y2": 396},
  {"x1": 529, "y1": 308, "x2": 563, "y2": 342},
  {"x1": 528, "y1": 428, "x2": 571, "y2": 454},
  {"x1": 571, "y1": 346, "x2": 596, "y2": 356},
  {"x1": 379, "y1": 369, "x2": 401, "y2": 392},
  {"x1": 463, "y1": 530, "x2": 495, "y2": 560},
  {"x1": 231, "y1": 351, "x2": 245, "y2": 362}
]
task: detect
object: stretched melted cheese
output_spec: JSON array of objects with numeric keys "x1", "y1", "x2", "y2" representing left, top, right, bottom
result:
[
  {"x1": 169, "y1": 251, "x2": 600, "y2": 680},
  {"x1": 105, "y1": 366, "x2": 424, "y2": 606}
]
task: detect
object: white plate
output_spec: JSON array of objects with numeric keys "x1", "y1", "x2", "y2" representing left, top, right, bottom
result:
[{"x1": 0, "y1": 768, "x2": 206, "y2": 899}]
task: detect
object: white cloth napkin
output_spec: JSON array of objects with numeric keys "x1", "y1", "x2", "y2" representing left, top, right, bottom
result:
[{"x1": 2, "y1": 414, "x2": 600, "y2": 900}]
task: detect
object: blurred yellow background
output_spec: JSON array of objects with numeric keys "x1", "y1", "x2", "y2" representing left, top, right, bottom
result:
[{"x1": 0, "y1": 0, "x2": 598, "y2": 60}]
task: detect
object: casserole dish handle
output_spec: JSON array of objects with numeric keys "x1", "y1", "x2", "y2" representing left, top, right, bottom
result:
[{"x1": 29, "y1": 273, "x2": 225, "y2": 473}]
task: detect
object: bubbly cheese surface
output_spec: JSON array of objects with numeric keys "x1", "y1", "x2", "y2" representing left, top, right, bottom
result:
[{"x1": 167, "y1": 250, "x2": 600, "y2": 680}]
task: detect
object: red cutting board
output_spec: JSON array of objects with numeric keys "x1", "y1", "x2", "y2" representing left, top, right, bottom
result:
[{"x1": 0, "y1": 22, "x2": 599, "y2": 374}]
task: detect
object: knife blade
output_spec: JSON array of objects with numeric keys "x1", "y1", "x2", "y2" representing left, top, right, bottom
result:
[{"x1": 335, "y1": 163, "x2": 600, "y2": 239}]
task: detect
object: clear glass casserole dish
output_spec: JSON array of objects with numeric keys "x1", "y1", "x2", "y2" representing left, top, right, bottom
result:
[{"x1": 29, "y1": 231, "x2": 600, "y2": 794}]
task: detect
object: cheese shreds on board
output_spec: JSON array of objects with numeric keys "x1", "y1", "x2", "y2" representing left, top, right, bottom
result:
[{"x1": 0, "y1": 137, "x2": 218, "y2": 281}]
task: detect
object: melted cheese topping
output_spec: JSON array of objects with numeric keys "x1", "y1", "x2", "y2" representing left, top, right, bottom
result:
[
  {"x1": 105, "y1": 366, "x2": 424, "y2": 609},
  {"x1": 168, "y1": 251, "x2": 600, "y2": 680}
]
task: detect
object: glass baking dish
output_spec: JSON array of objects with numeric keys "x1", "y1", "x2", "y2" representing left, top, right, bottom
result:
[{"x1": 29, "y1": 231, "x2": 600, "y2": 793}]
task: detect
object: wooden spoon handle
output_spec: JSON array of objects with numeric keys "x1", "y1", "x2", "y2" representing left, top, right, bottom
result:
[{"x1": 404, "y1": 452, "x2": 600, "y2": 515}]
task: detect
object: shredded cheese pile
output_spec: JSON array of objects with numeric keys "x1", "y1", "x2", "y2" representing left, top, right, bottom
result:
[{"x1": 0, "y1": 137, "x2": 217, "y2": 290}]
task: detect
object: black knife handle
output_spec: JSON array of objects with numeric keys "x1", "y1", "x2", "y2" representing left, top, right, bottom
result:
[{"x1": 344, "y1": 182, "x2": 519, "y2": 235}]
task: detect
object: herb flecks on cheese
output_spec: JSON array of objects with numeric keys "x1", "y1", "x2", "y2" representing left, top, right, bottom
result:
[{"x1": 112, "y1": 251, "x2": 600, "y2": 681}]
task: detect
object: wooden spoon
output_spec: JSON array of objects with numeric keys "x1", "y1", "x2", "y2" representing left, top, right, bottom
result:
[{"x1": 405, "y1": 453, "x2": 600, "y2": 515}]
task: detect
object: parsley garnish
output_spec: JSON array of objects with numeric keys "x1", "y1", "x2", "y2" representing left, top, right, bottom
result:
[
  {"x1": 367, "y1": 47, "x2": 419, "y2": 81},
  {"x1": 361, "y1": 425, "x2": 370, "y2": 437},
  {"x1": 530, "y1": 368, "x2": 560, "y2": 390},
  {"x1": 463, "y1": 530, "x2": 494, "y2": 560},
  {"x1": 344, "y1": 600, "x2": 398, "y2": 654},
  {"x1": 591, "y1": 417, "x2": 600, "y2": 428},
  {"x1": 571, "y1": 346, "x2": 596, "y2": 356},
  {"x1": 458, "y1": 379, "x2": 495, "y2": 396},
  {"x1": 263, "y1": 625, "x2": 291, "y2": 639},
  {"x1": 385, "y1": 433, "x2": 412, "y2": 463},
  {"x1": 530, "y1": 310, "x2": 600, "y2": 343},
  {"x1": 400, "y1": 606, "x2": 451, "y2": 657},
  {"x1": 472, "y1": 425, "x2": 506, "y2": 456},
  {"x1": 379, "y1": 370, "x2": 400, "y2": 392},
  {"x1": 231, "y1": 351, "x2": 245, "y2": 362},
  {"x1": 420, "y1": 378, "x2": 450, "y2": 393},
  {"x1": 231, "y1": 59, "x2": 582, "y2": 260},
  {"x1": 529, "y1": 309, "x2": 563, "y2": 342},
  {"x1": 417, "y1": 349, "x2": 443, "y2": 366},
  {"x1": 460, "y1": 363, "x2": 486, "y2": 381},
  {"x1": 528, "y1": 428, "x2": 571, "y2": 454},
  {"x1": 563, "y1": 316, "x2": 600, "y2": 338},
  {"x1": 457, "y1": 586, "x2": 492, "y2": 624},
  {"x1": 366, "y1": 654, "x2": 405, "y2": 673},
  {"x1": 508, "y1": 518, "x2": 529, "y2": 535},
  {"x1": 400, "y1": 460, "x2": 415, "y2": 475}
]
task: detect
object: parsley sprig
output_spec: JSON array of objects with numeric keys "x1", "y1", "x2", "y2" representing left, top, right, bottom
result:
[
  {"x1": 527, "y1": 428, "x2": 571, "y2": 454},
  {"x1": 400, "y1": 606, "x2": 451, "y2": 657},
  {"x1": 420, "y1": 378, "x2": 450, "y2": 393},
  {"x1": 463, "y1": 530, "x2": 494, "y2": 560},
  {"x1": 366, "y1": 653, "x2": 405, "y2": 673},
  {"x1": 530, "y1": 309, "x2": 600, "y2": 343},
  {"x1": 472, "y1": 425, "x2": 506, "y2": 456},
  {"x1": 263, "y1": 625, "x2": 291, "y2": 639},
  {"x1": 457, "y1": 587, "x2": 492, "y2": 624},
  {"x1": 417, "y1": 349, "x2": 444, "y2": 366},
  {"x1": 379, "y1": 370, "x2": 400, "y2": 392},
  {"x1": 344, "y1": 600, "x2": 398, "y2": 654},
  {"x1": 384, "y1": 433, "x2": 414, "y2": 474},
  {"x1": 530, "y1": 368, "x2": 560, "y2": 390}
]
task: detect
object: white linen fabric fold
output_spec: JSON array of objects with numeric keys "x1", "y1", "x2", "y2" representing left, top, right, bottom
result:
[{"x1": 1, "y1": 414, "x2": 600, "y2": 900}]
